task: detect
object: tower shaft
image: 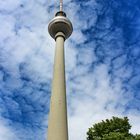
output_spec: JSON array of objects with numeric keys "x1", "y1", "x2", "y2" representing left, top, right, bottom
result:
[{"x1": 47, "y1": 32, "x2": 68, "y2": 140}]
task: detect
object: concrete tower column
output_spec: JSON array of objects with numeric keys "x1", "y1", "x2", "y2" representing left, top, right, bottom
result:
[
  {"x1": 47, "y1": 32, "x2": 68, "y2": 140},
  {"x1": 47, "y1": 10, "x2": 73, "y2": 140}
]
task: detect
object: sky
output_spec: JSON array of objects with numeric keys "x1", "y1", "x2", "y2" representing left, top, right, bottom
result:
[{"x1": 0, "y1": 0, "x2": 140, "y2": 140}]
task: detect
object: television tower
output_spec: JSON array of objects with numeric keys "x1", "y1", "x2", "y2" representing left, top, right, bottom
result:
[{"x1": 47, "y1": 0, "x2": 73, "y2": 140}]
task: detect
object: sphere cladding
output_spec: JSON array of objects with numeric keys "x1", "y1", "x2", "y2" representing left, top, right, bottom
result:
[{"x1": 48, "y1": 15, "x2": 73, "y2": 40}]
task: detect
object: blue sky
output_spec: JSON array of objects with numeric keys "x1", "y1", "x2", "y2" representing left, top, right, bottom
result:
[{"x1": 0, "y1": 0, "x2": 140, "y2": 140}]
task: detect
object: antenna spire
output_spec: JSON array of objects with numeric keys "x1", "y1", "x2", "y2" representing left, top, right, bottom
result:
[{"x1": 60, "y1": 0, "x2": 63, "y2": 11}]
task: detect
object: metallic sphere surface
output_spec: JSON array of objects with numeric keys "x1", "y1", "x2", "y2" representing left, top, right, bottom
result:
[{"x1": 48, "y1": 12, "x2": 73, "y2": 40}]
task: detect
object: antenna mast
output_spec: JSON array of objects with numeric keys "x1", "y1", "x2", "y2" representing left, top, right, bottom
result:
[{"x1": 60, "y1": 0, "x2": 63, "y2": 11}]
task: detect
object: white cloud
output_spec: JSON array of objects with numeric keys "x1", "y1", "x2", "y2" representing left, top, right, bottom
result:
[
  {"x1": 67, "y1": 63, "x2": 138, "y2": 140},
  {"x1": 0, "y1": 118, "x2": 17, "y2": 140},
  {"x1": 0, "y1": 0, "x2": 20, "y2": 12},
  {"x1": 0, "y1": 15, "x2": 15, "y2": 41},
  {"x1": 129, "y1": 113, "x2": 140, "y2": 134}
]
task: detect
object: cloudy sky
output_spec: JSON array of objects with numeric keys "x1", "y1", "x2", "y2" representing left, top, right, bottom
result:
[{"x1": 0, "y1": 0, "x2": 140, "y2": 140}]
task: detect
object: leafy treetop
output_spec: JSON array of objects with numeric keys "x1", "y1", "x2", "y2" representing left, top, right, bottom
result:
[{"x1": 87, "y1": 117, "x2": 140, "y2": 140}]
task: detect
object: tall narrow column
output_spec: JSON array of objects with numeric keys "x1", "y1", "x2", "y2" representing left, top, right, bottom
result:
[
  {"x1": 47, "y1": 32, "x2": 68, "y2": 140},
  {"x1": 47, "y1": 9, "x2": 73, "y2": 140}
]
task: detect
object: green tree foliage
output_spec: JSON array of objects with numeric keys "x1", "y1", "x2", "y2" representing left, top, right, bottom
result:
[
  {"x1": 87, "y1": 117, "x2": 139, "y2": 140},
  {"x1": 135, "y1": 135, "x2": 140, "y2": 140}
]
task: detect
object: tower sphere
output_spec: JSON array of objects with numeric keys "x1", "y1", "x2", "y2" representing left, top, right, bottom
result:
[{"x1": 48, "y1": 11, "x2": 73, "y2": 40}]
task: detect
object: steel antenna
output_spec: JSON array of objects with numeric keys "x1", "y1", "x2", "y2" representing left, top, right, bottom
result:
[{"x1": 60, "y1": 0, "x2": 63, "y2": 11}]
